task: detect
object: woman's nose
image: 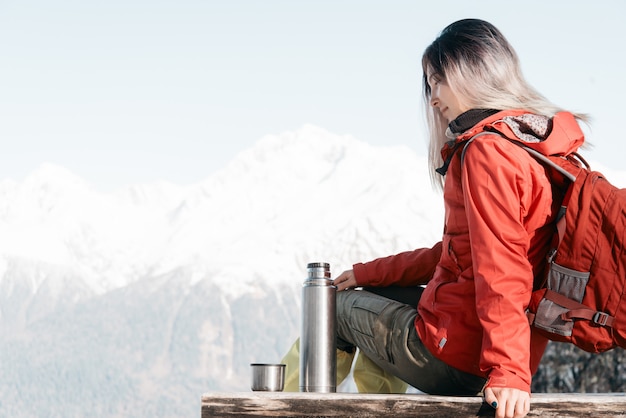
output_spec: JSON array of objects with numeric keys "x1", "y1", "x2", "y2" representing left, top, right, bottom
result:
[{"x1": 430, "y1": 94, "x2": 439, "y2": 108}]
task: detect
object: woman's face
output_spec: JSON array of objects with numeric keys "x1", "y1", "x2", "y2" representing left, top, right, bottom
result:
[{"x1": 426, "y1": 71, "x2": 468, "y2": 123}]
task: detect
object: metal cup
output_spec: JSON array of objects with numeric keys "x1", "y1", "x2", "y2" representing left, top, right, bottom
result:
[{"x1": 250, "y1": 363, "x2": 286, "y2": 391}]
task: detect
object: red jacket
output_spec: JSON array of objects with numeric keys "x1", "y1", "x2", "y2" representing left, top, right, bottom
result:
[{"x1": 353, "y1": 110, "x2": 585, "y2": 392}]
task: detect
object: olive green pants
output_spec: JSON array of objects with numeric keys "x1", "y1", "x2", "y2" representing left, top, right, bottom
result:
[{"x1": 335, "y1": 289, "x2": 486, "y2": 395}]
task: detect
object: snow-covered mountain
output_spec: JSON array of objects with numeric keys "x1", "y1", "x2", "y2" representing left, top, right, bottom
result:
[{"x1": 0, "y1": 125, "x2": 444, "y2": 418}]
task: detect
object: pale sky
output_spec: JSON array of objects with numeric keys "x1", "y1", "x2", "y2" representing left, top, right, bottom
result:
[{"x1": 1, "y1": 0, "x2": 625, "y2": 190}]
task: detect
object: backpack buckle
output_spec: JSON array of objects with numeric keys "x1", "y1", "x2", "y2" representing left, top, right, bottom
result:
[{"x1": 592, "y1": 311, "x2": 609, "y2": 326}]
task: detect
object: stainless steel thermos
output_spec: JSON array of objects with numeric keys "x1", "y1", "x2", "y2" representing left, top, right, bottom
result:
[{"x1": 299, "y1": 262, "x2": 337, "y2": 393}]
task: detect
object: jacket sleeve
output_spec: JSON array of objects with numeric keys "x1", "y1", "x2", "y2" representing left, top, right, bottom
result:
[
  {"x1": 462, "y1": 137, "x2": 543, "y2": 393},
  {"x1": 352, "y1": 241, "x2": 442, "y2": 287}
]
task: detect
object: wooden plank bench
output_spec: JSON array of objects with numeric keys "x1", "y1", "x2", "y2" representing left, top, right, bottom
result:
[{"x1": 201, "y1": 392, "x2": 626, "y2": 417}]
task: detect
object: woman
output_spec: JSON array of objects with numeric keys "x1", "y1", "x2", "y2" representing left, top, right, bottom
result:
[{"x1": 284, "y1": 18, "x2": 588, "y2": 418}]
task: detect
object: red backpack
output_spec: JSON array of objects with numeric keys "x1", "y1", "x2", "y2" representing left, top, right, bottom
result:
[{"x1": 463, "y1": 134, "x2": 626, "y2": 353}]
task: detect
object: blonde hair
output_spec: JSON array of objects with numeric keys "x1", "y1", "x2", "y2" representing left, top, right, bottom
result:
[{"x1": 421, "y1": 19, "x2": 588, "y2": 189}]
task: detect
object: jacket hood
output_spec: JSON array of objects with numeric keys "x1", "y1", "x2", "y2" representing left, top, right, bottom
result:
[{"x1": 456, "y1": 110, "x2": 585, "y2": 157}]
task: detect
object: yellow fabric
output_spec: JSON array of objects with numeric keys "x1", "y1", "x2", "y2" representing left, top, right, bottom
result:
[
  {"x1": 280, "y1": 338, "x2": 301, "y2": 392},
  {"x1": 353, "y1": 351, "x2": 408, "y2": 393},
  {"x1": 280, "y1": 338, "x2": 355, "y2": 392},
  {"x1": 280, "y1": 338, "x2": 407, "y2": 393}
]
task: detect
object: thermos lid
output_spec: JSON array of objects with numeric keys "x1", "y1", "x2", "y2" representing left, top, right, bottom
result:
[
  {"x1": 307, "y1": 262, "x2": 330, "y2": 270},
  {"x1": 306, "y1": 262, "x2": 331, "y2": 282}
]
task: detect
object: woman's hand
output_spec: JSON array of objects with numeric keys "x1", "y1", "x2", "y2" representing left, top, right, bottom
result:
[
  {"x1": 332, "y1": 269, "x2": 358, "y2": 291},
  {"x1": 483, "y1": 387, "x2": 530, "y2": 418}
]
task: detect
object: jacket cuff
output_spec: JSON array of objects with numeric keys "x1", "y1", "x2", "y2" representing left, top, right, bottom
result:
[
  {"x1": 352, "y1": 262, "x2": 370, "y2": 287},
  {"x1": 485, "y1": 368, "x2": 531, "y2": 393}
]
